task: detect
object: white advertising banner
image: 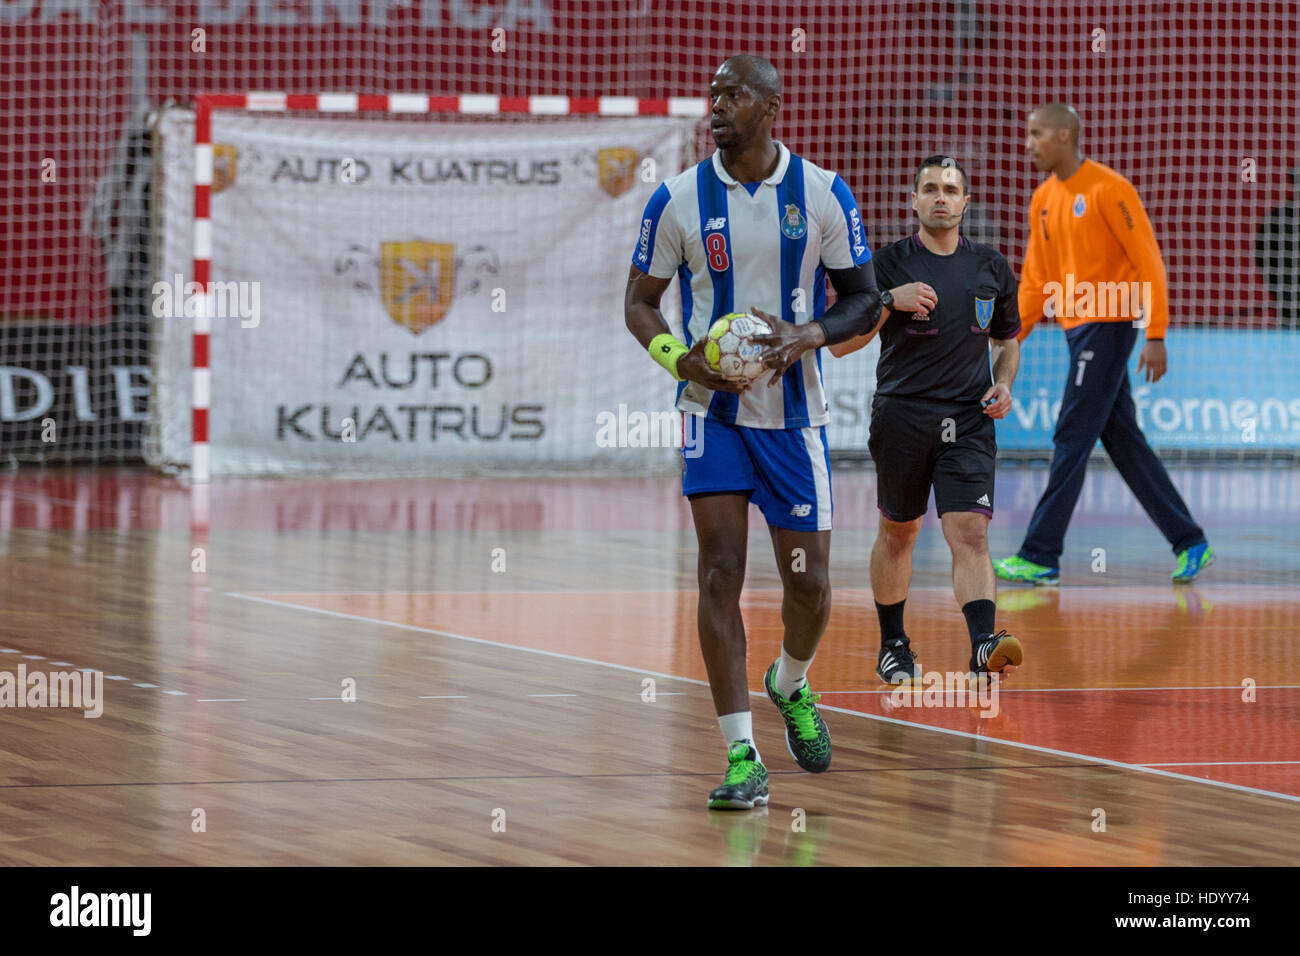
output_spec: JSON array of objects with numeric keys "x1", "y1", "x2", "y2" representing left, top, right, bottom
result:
[{"x1": 153, "y1": 111, "x2": 698, "y2": 475}]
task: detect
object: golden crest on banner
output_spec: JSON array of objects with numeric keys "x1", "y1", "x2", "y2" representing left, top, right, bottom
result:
[
  {"x1": 380, "y1": 241, "x2": 456, "y2": 334},
  {"x1": 597, "y1": 147, "x2": 639, "y2": 198},
  {"x1": 211, "y1": 143, "x2": 238, "y2": 194}
]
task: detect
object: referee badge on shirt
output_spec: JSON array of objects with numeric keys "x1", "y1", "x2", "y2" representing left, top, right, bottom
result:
[
  {"x1": 974, "y1": 294, "x2": 995, "y2": 331},
  {"x1": 781, "y1": 203, "x2": 807, "y2": 239},
  {"x1": 1073, "y1": 193, "x2": 1087, "y2": 217}
]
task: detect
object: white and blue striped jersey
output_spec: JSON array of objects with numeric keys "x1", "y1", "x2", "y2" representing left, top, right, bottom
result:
[{"x1": 632, "y1": 141, "x2": 871, "y2": 429}]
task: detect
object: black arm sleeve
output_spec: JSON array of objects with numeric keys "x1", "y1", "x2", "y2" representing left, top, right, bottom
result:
[{"x1": 813, "y1": 263, "x2": 882, "y2": 346}]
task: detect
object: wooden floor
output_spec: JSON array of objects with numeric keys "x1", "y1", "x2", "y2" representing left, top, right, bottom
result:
[{"x1": 1, "y1": 464, "x2": 1298, "y2": 865}]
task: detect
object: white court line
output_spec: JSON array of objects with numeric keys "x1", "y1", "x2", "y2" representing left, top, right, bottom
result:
[
  {"x1": 198, "y1": 698, "x2": 247, "y2": 702},
  {"x1": 222, "y1": 592, "x2": 711, "y2": 688},
  {"x1": 528, "y1": 693, "x2": 578, "y2": 698},
  {"x1": 219, "y1": 590, "x2": 1300, "y2": 807},
  {"x1": 419, "y1": 695, "x2": 468, "y2": 699},
  {"x1": 819, "y1": 684, "x2": 1300, "y2": 695},
  {"x1": 814, "y1": 702, "x2": 1300, "y2": 806},
  {"x1": 1, "y1": 644, "x2": 194, "y2": 697},
  {"x1": 1, "y1": 649, "x2": 190, "y2": 696},
  {"x1": 1146, "y1": 761, "x2": 1300, "y2": 767},
  {"x1": 228, "y1": 584, "x2": 1291, "y2": 596}
]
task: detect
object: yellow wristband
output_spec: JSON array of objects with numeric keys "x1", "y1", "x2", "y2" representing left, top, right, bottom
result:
[{"x1": 648, "y1": 333, "x2": 689, "y2": 381}]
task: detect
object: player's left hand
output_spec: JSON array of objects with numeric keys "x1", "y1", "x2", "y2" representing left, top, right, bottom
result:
[
  {"x1": 980, "y1": 382, "x2": 1012, "y2": 419},
  {"x1": 749, "y1": 308, "x2": 823, "y2": 388},
  {"x1": 1137, "y1": 339, "x2": 1167, "y2": 383}
]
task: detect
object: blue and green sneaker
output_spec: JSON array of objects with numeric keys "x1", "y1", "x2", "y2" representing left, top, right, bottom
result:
[
  {"x1": 993, "y1": 554, "x2": 1060, "y2": 586},
  {"x1": 763, "y1": 661, "x2": 831, "y2": 772},
  {"x1": 1172, "y1": 543, "x2": 1215, "y2": 583},
  {"x1": 707, "y1": 742, "x2": 769, "y2": 810}
]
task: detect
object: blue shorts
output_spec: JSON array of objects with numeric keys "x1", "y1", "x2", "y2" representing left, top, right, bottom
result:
[{"x1": 682, "y1": 417, "x2": 833, "y2": 531}]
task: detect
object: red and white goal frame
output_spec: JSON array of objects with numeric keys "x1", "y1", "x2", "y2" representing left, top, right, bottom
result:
[{"x1": 188, "y1": 91, "x2": 708, "y2": 483}]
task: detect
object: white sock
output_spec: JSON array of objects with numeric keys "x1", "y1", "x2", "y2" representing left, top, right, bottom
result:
[
  {"x1": 775, "y1": 648, "x2": 813, "y2": 698},
  {"x1": 718, "y1": 711, "x2": 758, "y2": 761}
]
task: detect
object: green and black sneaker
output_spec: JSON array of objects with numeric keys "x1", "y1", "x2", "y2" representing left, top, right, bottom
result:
[
  {"x1": 763, "y1": 661, "x2": 831, "y2": 773},
  {"x1": 707, "y1": 741, "x2": 769, "y2": 810}
]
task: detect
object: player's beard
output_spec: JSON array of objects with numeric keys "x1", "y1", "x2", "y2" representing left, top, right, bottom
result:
[
  {"x1": 712, "y1": 117, "x2": 758, "y2": 152},
  {"x1": 712, "y1": 125, "x2": 743, "y2": 151},
  {"x1": 921, "y1": 209, "x2": 963, "y2": 233}
]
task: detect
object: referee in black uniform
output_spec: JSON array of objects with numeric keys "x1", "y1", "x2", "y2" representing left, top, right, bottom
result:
[{"x1": 831, "y1": 156, "x2": 1024, "y2": 683}]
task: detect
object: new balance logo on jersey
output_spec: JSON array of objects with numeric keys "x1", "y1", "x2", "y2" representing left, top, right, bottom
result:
[
  {"x1": 976, "y1": 494, "x2": 991, "y2": 507},
  {"x1": 790, "y1": 504, "x2": 812, "y2": 518},
  {"x1": 704, "y1": 216, "x2": 727, "y2": 231}
]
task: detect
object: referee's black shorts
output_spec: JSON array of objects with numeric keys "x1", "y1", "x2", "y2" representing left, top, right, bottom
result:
[{"x1": 867, "y1": 394, "x2": 997, "y2": 523}]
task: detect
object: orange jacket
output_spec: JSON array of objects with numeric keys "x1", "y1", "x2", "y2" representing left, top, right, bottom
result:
[{"x1": 1018, "y1": 159, "x2": 1169, "y2": 341}]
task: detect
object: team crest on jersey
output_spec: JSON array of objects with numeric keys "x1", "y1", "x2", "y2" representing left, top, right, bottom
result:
[
  {"x1": 211, "y1": 143, "x2": 238, "y2": 194},
  {"x1": 597, "y1": 147, "x2": 639, "y2": 198},
  {"x1": 781, "y1": 203, "x2": 807, "y2": 239},
  {"x1": 380, "y1": 240, "x2": 456, "y2": 334},
  {"x1": 1073, "y1": 193, "x2": 1087, "y2": 217},
  {"x1": 974, "y1": 295, "x2": 995, "y2": 330}
]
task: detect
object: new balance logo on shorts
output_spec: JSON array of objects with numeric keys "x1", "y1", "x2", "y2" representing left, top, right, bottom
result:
[
  {"x1": 790, "y1": 504, "x2": 812, "y2": 517},
  {"x1": 977, "y1": 494, "x2": 991, "y2": 506}
]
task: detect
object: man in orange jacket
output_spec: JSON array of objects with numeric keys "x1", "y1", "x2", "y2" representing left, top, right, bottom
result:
[{"x1": 994, "y1": 103, "x2": 1213, "y2": 586}]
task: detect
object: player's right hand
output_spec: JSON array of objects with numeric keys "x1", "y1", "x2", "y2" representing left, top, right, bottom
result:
[
  {"x1": 891, "y1": 282, "x2": 938, "y2": 317},
  {"x1": 676, "y1": 338, "x2": 750, "y2": 393}
]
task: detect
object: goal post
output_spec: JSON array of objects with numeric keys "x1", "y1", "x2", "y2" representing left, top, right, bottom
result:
[{"x1": 150, "y1": 93, "x2": 711, "y2": 480}]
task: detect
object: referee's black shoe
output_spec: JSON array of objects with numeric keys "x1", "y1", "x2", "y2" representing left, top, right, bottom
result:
[
  {"x1": 876, "y1": 637, "x2": 922, "y2": 685},
  {"x1": 970, "y1": 630, "x2": 1023, "y2": 677}
]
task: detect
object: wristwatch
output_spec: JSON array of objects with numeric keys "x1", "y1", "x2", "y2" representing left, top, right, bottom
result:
[{"x1": 880, "y1": 289, "x2": 895, "y2": 311}]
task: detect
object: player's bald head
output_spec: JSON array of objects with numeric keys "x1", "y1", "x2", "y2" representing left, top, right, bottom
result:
[
  {"x1": 1030, "y1": 102, "x2": 1081, "y2": 145},
  {"x1": 717, "y1": 55, "x2": 782, "y2": 99}
]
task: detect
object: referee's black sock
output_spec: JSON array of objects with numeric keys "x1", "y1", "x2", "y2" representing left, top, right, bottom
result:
[
  {"x1": 875, "y1": 599, "x2": 907, "y2": 645},
  {"x1": 962, "y1": 599, "x2": 997, "y2": 643}
]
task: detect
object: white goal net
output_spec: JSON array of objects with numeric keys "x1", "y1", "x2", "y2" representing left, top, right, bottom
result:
[{"x1": 2, "y1": 2, "x2": 1296, "y2": 470}]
